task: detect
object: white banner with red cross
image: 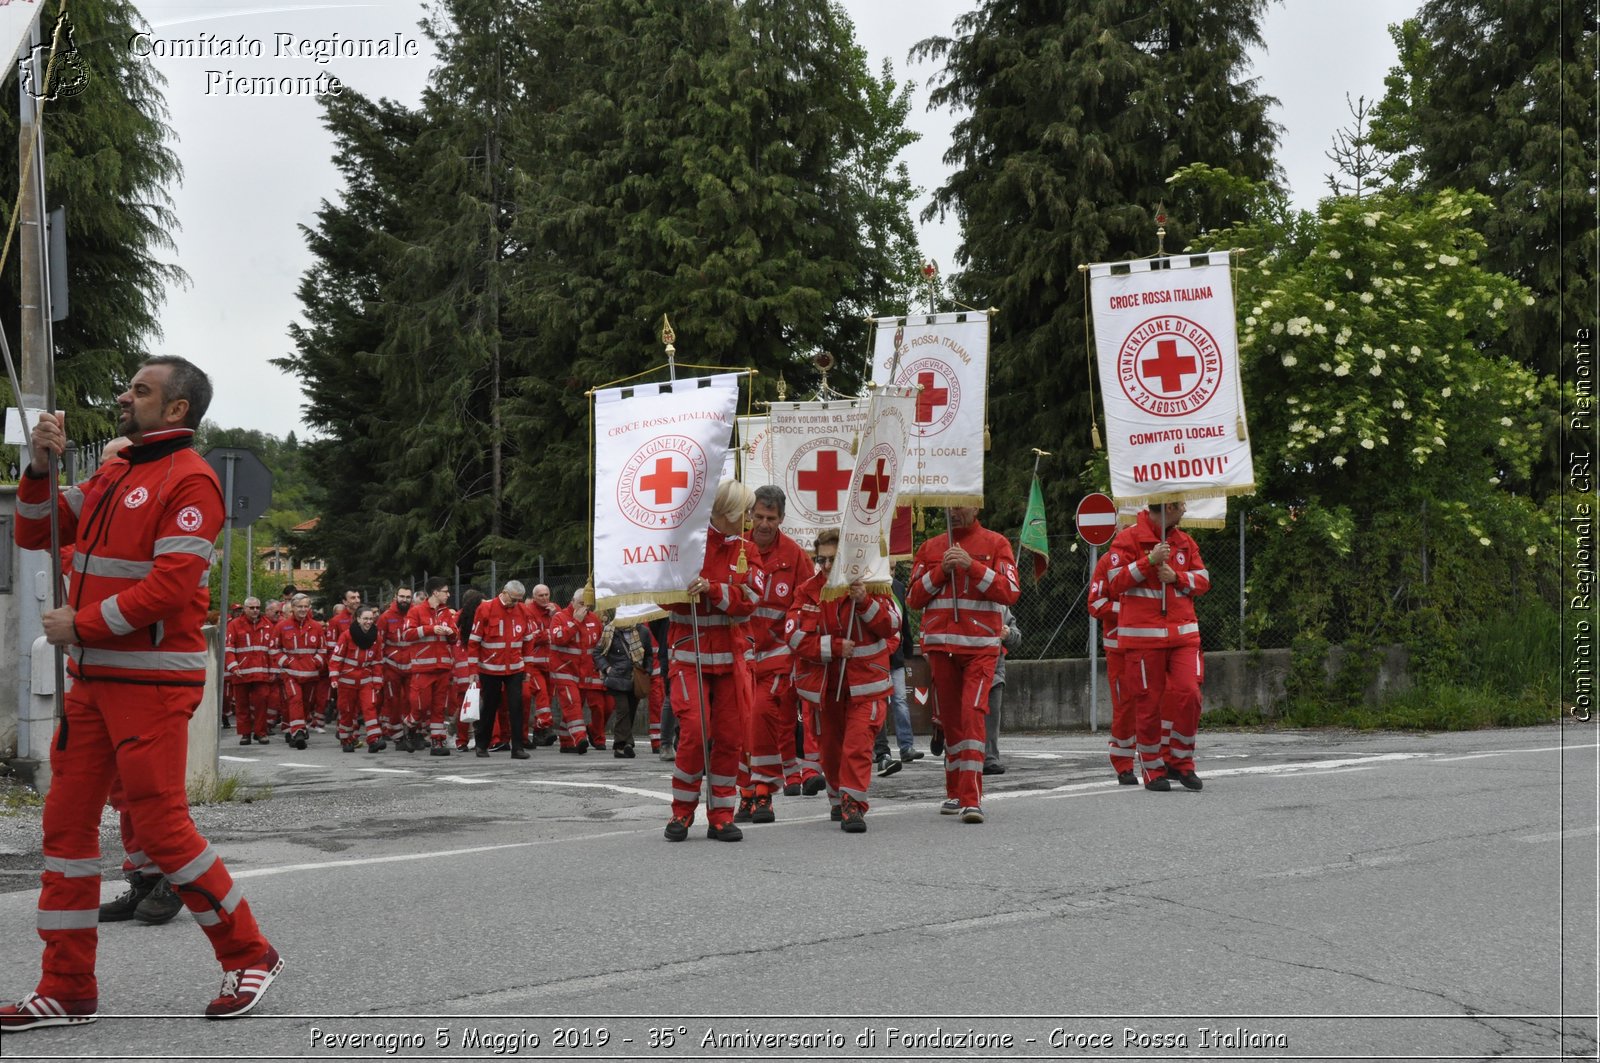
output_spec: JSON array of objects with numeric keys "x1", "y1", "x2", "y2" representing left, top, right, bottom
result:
[
  {"x1": 1089, "y1": 251, "x2": 1255, "y2": 506},
  {"x1": 824, "y1": 385, "x2": 917, "y2": 599},
  {"x1": 592, "y1": 374, "x2": 739, "y2": 610},
  {"x1": 870, "y1": 311, "x2": 990, "y2": 507},
  {"x1": 768, "y1": 399, "x2": 869, "y2": 551},
  {"x1": 734, "y1": 414, "x2": 771, "y2": 486}
]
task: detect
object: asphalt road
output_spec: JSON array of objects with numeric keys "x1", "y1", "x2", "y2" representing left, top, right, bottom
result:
[{"x1": 0, "y1": 722, "x2": 1595, "y2": 1062}]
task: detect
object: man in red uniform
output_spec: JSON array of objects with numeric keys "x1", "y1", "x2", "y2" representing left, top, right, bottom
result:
[
  {"x1": 1104, "y1": 499, "x2": 1210, "y2": 792},
  {"x1": 1087, "y1": 549, "x2": 1137, "y2": 784},
  {"x1": 259, "y1": 599, "x2": 285, "y2": 736},
  {"x1": 523, "y1": 585, "x2": 559, "y2": 745},
  {"x1": 224, "y1": 598, "x2": 275, "y2": 744},
  {"x1": 788, "y1": 529, "x2": 899, "y2": 833},
  {"x1": 469, "y1": 580, "x2": 534, "y2": 759},
  {"x1": 736, "y1": 485, "x2": 813, "y2": 823},
  {"x1": 272, "y1": 594, "x2": 328, "y2": 750},
  {"x1": 907, "y1": 506, "x2": 1020, "y2": 824},
  {"x1": 546, "y1": 589, "x2": 598, "y2": 753},
  {"x1": 663, "y1": 480, "x2": 765, "y2": 842},
  {"x1": 4, "y1": 357, "x2": 282, "y2": 1029},
  {"x1": 376, "y1": 588, "x2": 414, "y2": 745},
  {"x1": 401, "y1": 577, "x2": 457, "y2": 755}
]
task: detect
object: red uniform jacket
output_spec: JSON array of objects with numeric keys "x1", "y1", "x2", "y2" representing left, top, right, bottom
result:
[
  {"x1": 469, "y1": 595, "x2": 533, "y2": 675},
  {"x1": 523, "y1": 602, "x2": 554, "y2": 669},
  {"x1": 402, "y1": 599, "x2": 457, "y2": 673},
  {"x1": 225, "y1": 613, "x2": 275, "y2": 685},
  {"x1": 378, "y1": 601, "x2": 411, "y2": 674},
  {"x1": 747, "y1": 531, "x2": 813, "y2": 677},
  {"x1": 272, "y1": 616, "x2": 328, "y2": 681},
  {"x1": 14, "y1": 431, "x2": 220, "y2": 686},
  {"x1": 1087, "y1": 548, "x2": 1122, "y2": 652},
  {"x1": 787, "y1": 572, "x2": 900, "y2": 706},
  {"x1": 547, "y1": 606, "x2": 600, "y2": 679},
  {"x1": 1103, "y1": 510, "x2": 1209, "y2": 650},
  {"x1": 329, "y1": 630, "x2": 385, "y2": 690},
  {"x1": 662, "y1": 527, "x2": 765, "y2": 673},
  {"x1": 907, "y1": 519, "x2": 1020, "y2": 656}
]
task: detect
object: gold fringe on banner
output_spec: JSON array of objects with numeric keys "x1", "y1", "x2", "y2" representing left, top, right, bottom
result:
[
  {"x1": 1113, "y1": 482, "x2": 1257, "y2": 510},
  {"x1": 595, "y1": 590, "x2": 695, "y2": 611},
  {"x1": 609, "y1": 606, "x2": 668, "y2": 628},
  {"x1": 908, "y1": 492, "x2": 984, "y2": 509},
  {"x1": 819, "y1": 581, "x2": 893, "y2": 602}
]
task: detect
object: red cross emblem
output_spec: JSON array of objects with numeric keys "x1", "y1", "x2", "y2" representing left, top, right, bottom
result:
[
  {"x1": 1141, "y1": 338, "x2": 1198, "y2": 394},
  {"x1": 796, "y1": 448, "x2": 852, "y2": 512},
  {"x1": 638, "y1": 456, "x2": 689, "y2": 504},
  {"x1": 915, "y1": 370, "x2": 949, "y2": 424},
  {"x1": 859, "y1": 457, "x2": 890, "y2": 511},
  {"x1": 1115, "y1": 316, "x2": 1222, "y2": 417}
]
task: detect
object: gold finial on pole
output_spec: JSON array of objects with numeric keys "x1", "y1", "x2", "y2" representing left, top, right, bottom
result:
[
  {"x1": 1155, "y1": 203, "x2": 1168, "y2": 258},
  {"x1": 814, "y1": 350, "x2": 834, "y2": 398},
  {"x1": 660, "y1": 314, "x2": 677, "y2": 381},
  {"x1": 776, "y1": 373, "x2": 787, "y2": 402}
]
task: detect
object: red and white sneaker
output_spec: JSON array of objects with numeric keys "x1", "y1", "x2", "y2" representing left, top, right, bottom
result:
[
  {"x1": 204, "y1": 946, "x2": 284, "y2": 1020},
  {"x1": 0, "y1": 992, "x2": 98, "y2": 1031}
]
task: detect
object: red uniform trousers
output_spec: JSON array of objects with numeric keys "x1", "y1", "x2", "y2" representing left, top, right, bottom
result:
[
  {"x1": 409, "y1": 670, "x2": 453, "y2": 744},
  {"x1": 788, "y1": 701, "x2": 822, "y2": 786},
  {"x1": 1105, "y1": 649, "x2": 1136, "y2": 774},
  {"x1": 648, "y1": 673, "x2": 665, "y2": 751},
  {"x1": 105, "y1": 778, "x2": 152, "y2": 877},
  {"x1": 668, "y1": 666, "x2": 747, "y2": 828},
  {"x1": 741, "y1": 671, "x2": 793, "y2": 797},
  {"x1": 583, "y1": 684, "x2": 609, "y2": 746},
  {"x1": 926, "y1": 650, "x2": 998, "y2": 808},
  {"x1": 336, "y1": 683, "x2": 383, "y2": 746},
  {"x1": 381, "y1": 668, "x2": 409, "y2": 735},
  {"x1": 232, "y1": 681, "x2": 273, "y2": 740},
  {"x1": 264, "y1": 679, "x2": 284, "y2": 733},
  {"x1": 282, "y1": 678, "x2": 321, "y2": 738},
  {"x1": 818, "y1": 688, "x2": 882, "y2": 815},
  {"x1": 1125, "y1": 644, "x2": 1203, "y2": 778},
  {"x1": 551, "y1": 675, "x2": 589, "y2": 748},
  {"x1": 38, "y1": 680, "x2": 269, "y2": 999},
  {"x1": 525, "y1": 667, "x2": 554, "y2": 732}
]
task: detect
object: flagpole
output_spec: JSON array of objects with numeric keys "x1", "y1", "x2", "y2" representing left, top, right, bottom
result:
[{"x1": 663, "y1": 316, "x2": 714, "y2": 814}]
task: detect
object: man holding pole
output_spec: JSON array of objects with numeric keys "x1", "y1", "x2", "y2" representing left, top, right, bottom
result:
[
  {"x1": 5, "y1": 357, "x2": 283, "y2": 1029},
  {"x1": 907, "y1": 506, "x2": 1020, "y2": 824},
  {"x1": 1103, "y1": 499, "x2": 1210, "y2": 792}
]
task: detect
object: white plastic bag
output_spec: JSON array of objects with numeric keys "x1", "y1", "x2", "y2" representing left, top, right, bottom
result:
[{"x1": 460, "y1": 683, "x2": 481, "y2": 723}]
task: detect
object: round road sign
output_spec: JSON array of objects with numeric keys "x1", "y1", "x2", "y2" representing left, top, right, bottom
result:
[{"x1": 1075, "y1": 492, "x2": 1118, "y2": 547}]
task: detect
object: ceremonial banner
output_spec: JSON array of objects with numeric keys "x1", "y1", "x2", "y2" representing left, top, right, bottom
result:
[
  {"x1": 734, "y1": 414, "x2": 771, "y2": 486},
  {"x1": 1089, "y1": 251, "x2": 1255, "y2": 506},
  {"x1": 592, "y1": 374, "x2": 739, "y2": 609},
  {"x1": 1118, "y1": 494, "x2": 1227, "y2": 529},
  {"x1": 609, "y1": 601, "x2": 667, "y2": 628},
  {"x1": 768, "y1": 399, "x2": 869, "y2": 550},
  {"x1": 871, "y1": 312, "x2": 990, "y2": 507},
  {"x1": 1020, "y1": 476, "x2": 1049, "y2": 580},
  {"x1": 824, "y1": 386, "x2": 917, "y2": 598}
]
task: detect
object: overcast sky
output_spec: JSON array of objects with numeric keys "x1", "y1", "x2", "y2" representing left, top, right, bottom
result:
[{"x1": 120, "y1": 0, "x2": 1418, "y2": 439}]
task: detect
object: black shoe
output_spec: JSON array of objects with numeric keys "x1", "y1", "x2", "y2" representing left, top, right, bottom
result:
[
  {"x1": 900, "y1": 749, "x2": 925, "y2": 762},
  {"x1": 429, "y1": 743, "x2": 450, "y2": 757},
  {"x1": 238, "y1": 735, "x2": 251, "y2": 746},
  {"x1": 614, "y1": 747, "x2": 629, "y2": 759},
  {"x1": 593, "y1": 740, "x2": 607, "y2": 751},
  {"x1": 368, "y1": 741, "x2": 381, "y2": 754},
  {"x1": 99, "y1": 873, "x2": 157, "y2": 922},
  {"x1": 490, "y1": 742, "x2": 510, "y2": 753},
  {"x1": 750, "y1": 794, "x2": 775, "y2": 824},
  {"x1": 375, "y1": 737, "x2": 389, "y2": 752},
  {"x1": 664, "y1": 816, "x2": 691, "y2": 842},
  {"x1": 840, "y1": 801, "x2": 867, "y2": 833},
  {"x1": 575, "y1": 738, "x2": 589, "y2": 755},
  {"x1": 537, "y1": 729, "x2": 559, "y2": 746},
  {"x1": 292, "y1": 734, "x2": 308, "y2": 751},
  {"x1": 133, "y1": 877, "x2": 183, "y2": 925},
  {"x1": 476, "y1": 747, "x2": 490, "y2": 758},
  {"x1": 802, "y1": 776, "x2": 825, "y2": 796},
  {"x1": 1170, "y1": 768, "x2": 1203, "y2": 791},
  {"x1": 1144, "y1": 775, "x2": 1172, "y2": 792},
  {"x1": 1117, "y1": 770, "x2": 1138, "y2": 785},
  {"x1": 341, "y1": 742, "x2": 355, "y2": 753},
  {"x1": 621, "y1": 744, "x2": 636, "y2": 759},
  {"x1": 734, "y1": 797, "x2": 754, "y2": 823},
  {"x1": 511, "y1": 749, "x2": 530, "y2": 760},
  {"x1": 705, "y1": 821, "x2": 743, "y2": 842},
  {"x1": 929, "y1": 730, "x2": 945, "y2": 756},
  {"x1": 783, "y1": 782, "x2": 801, "y2": 797},
  {"x1": 829, "y1": 805, "x2": 843, "y2": 822},
  {"x1": 877, "y1": 756, "x2": 902, "y2": 778},
  {"x1": 983, "y1": 762, "x2": 1006, "y2": 776}
]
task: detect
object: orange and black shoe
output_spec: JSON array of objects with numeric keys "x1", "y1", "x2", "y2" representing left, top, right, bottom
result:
[{"x1": 664, "y1": 815, "x2": 692, "y2": 842}]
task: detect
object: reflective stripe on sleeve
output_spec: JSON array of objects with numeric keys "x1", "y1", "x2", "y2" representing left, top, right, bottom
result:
[
  {"x1": 153, "y1": 535, "x2": 216, "y2": 563},
  {"x1": 100, "y1": 594, "x2": 135, "y2": 637}
]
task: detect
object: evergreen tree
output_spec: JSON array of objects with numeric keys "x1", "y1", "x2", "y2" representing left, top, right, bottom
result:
[
  {"x1": 914, "y1": 0, "x2": 1279, "y2": 528},
  {"x1": 0, "y1": 0, "x2": 185, "y2": 437},
  {"x1": 1372, "y1": 1, "x2": 1595, "y2": 382}
]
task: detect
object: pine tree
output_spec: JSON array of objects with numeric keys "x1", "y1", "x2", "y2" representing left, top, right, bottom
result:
[
  {"x1": 915, "y1": 0, "x2": 1279, "y2": 526},
  {"x1": 0, "y1": 0, "x2": 185, "y2": 437}
]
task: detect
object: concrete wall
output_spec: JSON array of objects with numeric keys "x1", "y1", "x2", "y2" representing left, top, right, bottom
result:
[{"x1": 1004, "y1": 644, "x2": 1413, "y2": 731}]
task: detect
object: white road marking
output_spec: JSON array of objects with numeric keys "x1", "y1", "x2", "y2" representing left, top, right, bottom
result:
[
  {"x1": 434, "y1": 775, "x2": 495, "y2": 785},
  {"x1": 276, "y1": 761, "x2": 319, "y2": 768},
  {"x1": 355, "y1": 767, "x2": 416, "y2": 775},
  {"x1": 521, "y1": 780, "x2": 673, "y2": 802},
  {"x1": 1283, "y1": 766, "x2": 1379, "y2": 777},
  {"x1": 1518, "y1": 826, "x2": 1599, "y2": 844},
  {"x1": 218, "y1": 755, "x2": 253, "y2": 763}
]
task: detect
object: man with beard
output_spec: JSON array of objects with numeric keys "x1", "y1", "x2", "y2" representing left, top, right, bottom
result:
[
  {"x1": 5, "y1": 357, "x2": 282, "y2": 1028},
  {"x1": 735, "y1": 485, "x2": 813, "y2": 823},
  {"x1": 377, "y1": 588, "x2": 414, "y2": 746},
  {"x1": 401, "y1": 578, "x2": 457, "y2": 755},
  {"x1": 329, "y1": 604, "x2": 386, "y2": 752}
]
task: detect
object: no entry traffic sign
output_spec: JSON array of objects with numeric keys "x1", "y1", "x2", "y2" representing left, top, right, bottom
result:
[{"x1": 1075, "y1": 492, "x2": 1118, "y2": 547}]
